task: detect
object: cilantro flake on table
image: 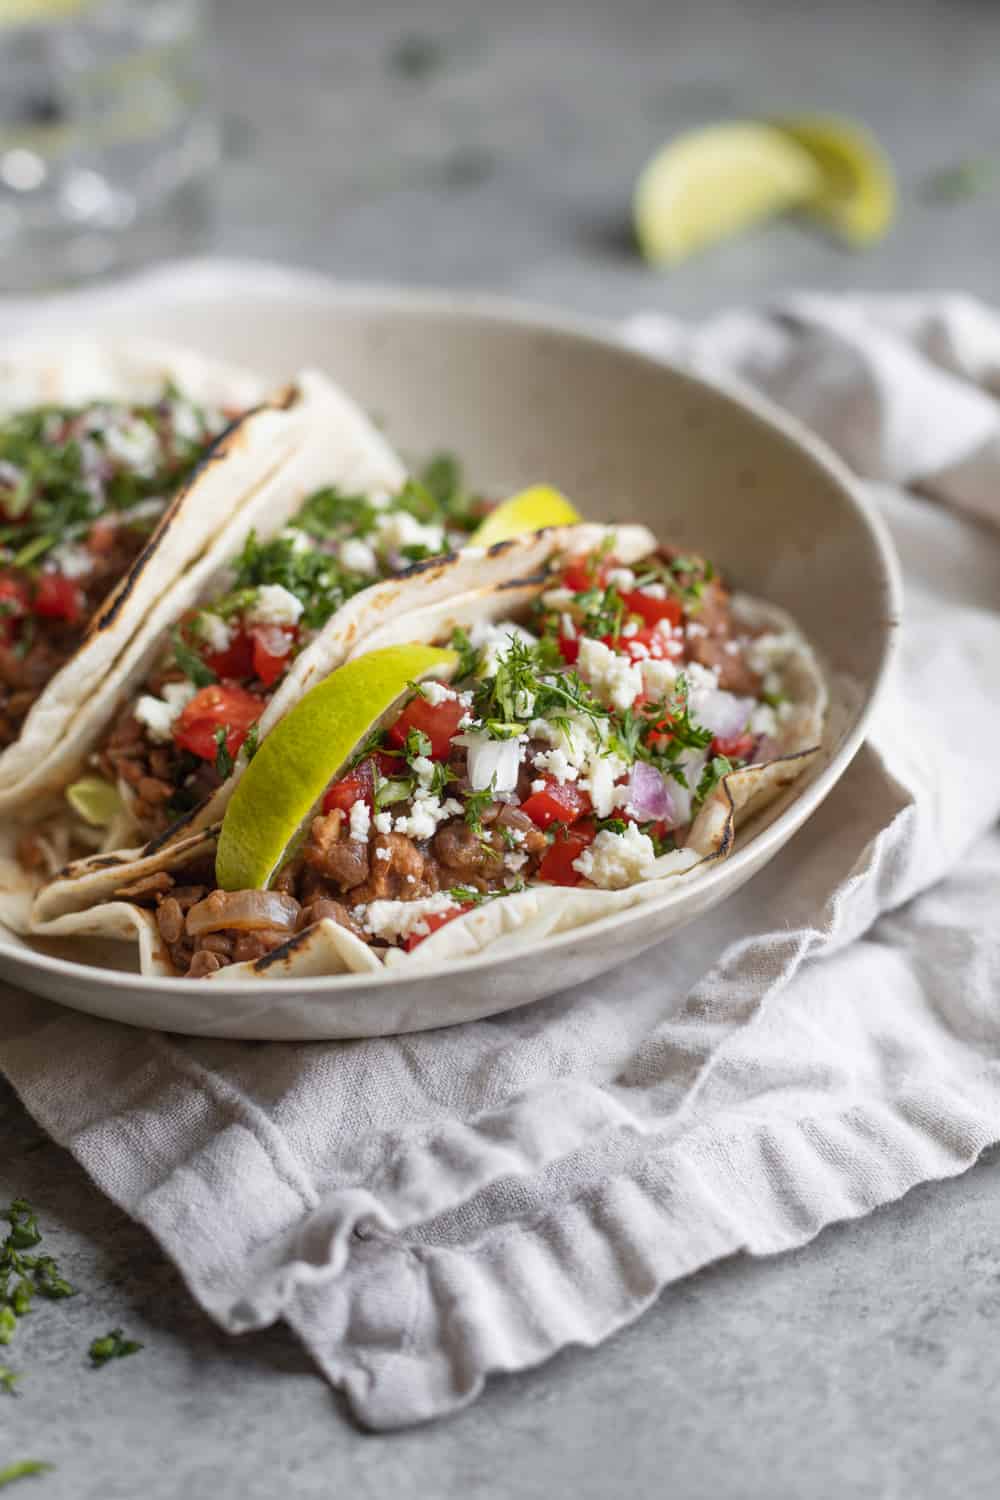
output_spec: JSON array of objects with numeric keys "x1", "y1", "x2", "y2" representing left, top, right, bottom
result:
[{"x1": 88, "y1": 1328, "x2": 144, "y2": 1368}]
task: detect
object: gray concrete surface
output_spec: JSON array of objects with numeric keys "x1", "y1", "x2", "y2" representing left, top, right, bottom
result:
[{"x1": 5, "y1": 0, "x2": 1000, "y2": 1494}]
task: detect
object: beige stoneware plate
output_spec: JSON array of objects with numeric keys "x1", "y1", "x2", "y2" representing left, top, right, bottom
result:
[{"x1": 0, "y1": 285, "x2": 901, "y2": 1038}]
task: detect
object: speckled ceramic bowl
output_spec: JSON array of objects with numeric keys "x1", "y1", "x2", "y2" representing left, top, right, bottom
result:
[{"x1": 0, "y1": 284, "x2": 901, "y2": 1037}]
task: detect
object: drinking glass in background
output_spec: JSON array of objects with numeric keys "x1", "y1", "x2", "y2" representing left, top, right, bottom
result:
[{"x1": 0, "y1": 0, "x2": 218, "y2": 292}]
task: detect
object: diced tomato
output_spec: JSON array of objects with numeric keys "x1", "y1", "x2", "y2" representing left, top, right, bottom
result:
[
  {"x1": 520, "y1": 778, "x2": 592, "y2": 830},
  {"x1": 622, "y1": 590, "x2": 682, "y2": 631},
  {"x1": 537, "y1": 819, "x2": 596, "y2": 887},
  {"x1": 202, "y1": 626, "x2": 255, "y2": 681},
  {"x1": 711, "y1": 731, "x2": 755, "y2": 761},
  {"x1": 560, "y1": 554, "x2": 612, "y2": 593},
  {"x1": 33, "y1": 572, "x2": 83, "y2": 624},
  {"x1": 322, "y1": 755, "x2": 377, "y2": 815},
  {"x1": 387, "y1": 692, "x2": 465, "y2": 760},
  {"x1": 556, "y1": 628, "x2": 579, "y2": 665},
  {"x1": 173, "y1": 683, "x2": 262, "y2": 762},
  {"x1": 86, "y1": 518, "x2": 119, "y2": 555},
  {"x1": 632, "y1": 693, "x2": 674, "y2": 751},
  {"x1": 404, "y1": 903, "x2": 474, "y2": 952},
  {"x1": 250, "y1": 623, "x2": 296, "y2": 688}
]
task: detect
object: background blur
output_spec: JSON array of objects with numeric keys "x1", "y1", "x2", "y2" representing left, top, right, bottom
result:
[{"x1": 201, "y1": 0, "x2": 997, "y2": 318}]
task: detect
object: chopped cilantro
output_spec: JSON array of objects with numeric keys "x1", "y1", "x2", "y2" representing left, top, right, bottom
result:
[
  {"x1": 449, "y1": 626, "x2": 482, "y2": 682},
  {"x1": 447, "y1": 885, "x2": 487, "y2": 906},
  {"x1": 88, "y1": 1328, "x2": 143, "y2": 1368},
  {"x1": 243, "y1": 722, "x2": 260, "y2": 762},
  {"x1": 374, "y1": 775, "x2": 414, "y2": 811},
  {"x1": 0, "y1": 1365, "x2": 18, "y2": 1395},
  {"x1": 694, "y1": 755, "x2": 734, "y2": 809},
  {"x1": 224, "y1": 528, "x2": 366, "y2": 633},
  {"x1": 295, "y1": 486, "x2": 379, "y2": 541},
  {"x1": 0, "y1": 1200, "x2": 76, "y2": 1364},
  {"x1": 171, "y1": 627, "x2": 216, "y2": 688},
  {"x1": 213, "y1": 726, "x2": 234, "y2": 780},
  {"x1": 463, "y1": 782, "x2": 496, "y2": 835},
  {"x1": 0, "y1": 1461, "x2": 53, "y2": 1488},
  {"x1": 428, "y1": 760, "x2": 457, "y2": 797},
  {"x1": 404, "y1": 727, "x2": 432, "y2": 762}
]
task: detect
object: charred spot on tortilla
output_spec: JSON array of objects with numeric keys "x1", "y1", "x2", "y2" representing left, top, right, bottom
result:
[
  {"x1": 250, "y1": 926, "x2": 315, "y2": 973},
  {"x1": 498, "y1": 570, "x2": 549, "y2": 591},
  {"x1": 398, "y1": 550, "x2": 459, "y2": 579}
]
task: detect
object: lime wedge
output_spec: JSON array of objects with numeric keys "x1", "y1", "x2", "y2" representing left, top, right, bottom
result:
[
  {"x1": 0, "y1": 0, "x2": 89, "y2": 23},
  {"x1": 776, "y1": 115, "x2": 895, "y2": 246},
  {"x1": 66, "y1": 777, "x2": 122, "y2": 828},
  {"x1": 470, "y1": 485, "x2": 581, "y2": 548},
  {"x1": 216, "y1": 644, "x2": 457, "y2": 891},
  {"x1": 633, "y1": 122, "x2": 821, "y2": 266}
]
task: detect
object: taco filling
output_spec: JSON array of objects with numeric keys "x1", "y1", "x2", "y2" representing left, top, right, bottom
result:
[
  {"x1": 79, "y1": 462, "x2": 491, "y2": 843},
  {"x1": 0, "y1": 389, "x2": 239, "y2": 748},
  {"x1": 128, "y1": 542, "x2": 807, "y2": 977}
]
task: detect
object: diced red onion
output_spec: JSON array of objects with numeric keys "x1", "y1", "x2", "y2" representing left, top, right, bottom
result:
[{"x1": 626, "y1": 760, "x2": 677, "y2": 825}]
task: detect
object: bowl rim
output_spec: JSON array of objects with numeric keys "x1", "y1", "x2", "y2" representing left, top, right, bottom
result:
[{"x1": 0, "y1": 280, "x2": 903, "y2": 1001}]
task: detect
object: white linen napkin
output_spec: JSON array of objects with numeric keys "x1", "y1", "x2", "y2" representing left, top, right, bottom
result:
[{"x1": 1, "y1": 264, "x2": 999, "y2": 1430}]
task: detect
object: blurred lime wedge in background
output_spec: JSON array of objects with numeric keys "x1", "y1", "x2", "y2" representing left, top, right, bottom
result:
[
  {"x1": 776, "y1": 115, "x2": 896, "y2": 246},
  {"x1": 0, "y1": 0, "x2": 89, "y2": 22},
  {"x1": 216, "y1": 644, "x2": 457, "y2": 891},
  {"x1": 470, "y1": 485, "x2": 581, "y2": 547},
  {"x1": 66, "y1": 777, "x2": 122, "y2": 828},
  {"x1": 633, "y1": 122, "x2": 821, "y2": 265}
]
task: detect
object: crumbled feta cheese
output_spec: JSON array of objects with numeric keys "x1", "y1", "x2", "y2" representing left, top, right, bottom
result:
[
  {"x1": 581, "y1": 752, "x2": 630, "y2": 819},
  {"x1": 171, "y1": 400, "x2": 206, "y2": 445},
  {"x1": 392, "y1": 794, "x2": 463, "y2": 840},
  {"x1": 104, "y1": 417, "x2": 160, "y2": 475},
  {"x1": 750, "y1": 703, "x2": 777, "y2": 737},
  {"x1": 532, "y1": 746, "x2": 579, "y2": 784},
  {"x1": 572, "y1": 824, "x2": 656, "y2": 889},
  {"x1": 686, "y1": 620, "x2": 708, "y2": 639},
  {"x1": 420, "y1": 680, "x2": 457, "y2": 707},
  {"x1": 411, "y1": 755, "x2": 436, "y2": 788},
  {"x1": 374, "y1": 509, "x2": 446, "y2": 556},
  {"x1": 505, "y1": 826, "x2": 526, "y2": 845},
  {"x1": 640, "y1": 658, "x2": 678, "y2": 698},
  {"x1": 133, "y1": 680, "x2": 198, "y2": 743},
  {"x1": 280, "y1": 527, "x2": 313, "y2": 554},
  {"x1": 606, "y1": 567, "x2": 635, "y2": 591},
  {"x1": 621, "y1": 620, "x2": 638, "y2": 638},
  {"x1": 375, "y1": 847, "x2": 391, "y2": 861},
  {"x1": 504, "y1": 852, "x2": 528, "y2": 872},
  {"x1": 468, "y1": 618, "x2": 538, "y2": 676},
  {"x1": 197, "y1": 612, "x2": 232, "y2": 653},
  {"x1": 747, "y1": 631, "x2": 800, "y2": 676},
  {"x1": 639, "y1": 582, "x2": 666, "y2": 599},
  {"x1": 349, "y1": 800, "x2": 371, "y2": 842},
  {"x1": 369, "y1": 489, "x2": 392, "y2": 511},
  {"x1": 373, "y1": 812, "x2": 393, "y2": 835},
  {"x1": 541, "y1": 587, "x2": 575, "y2": 609},
  {"x1": 340, "y1": 538, "x2": 378, "y2": 574},
  {"x1": 560, "y1": 613, "x2": 577, "y2": 641},
  {"x1": 49, "y1": 543, "x2": 93, "y2": 579},
  {"x1": 247, "y1": 584, "x2": 304, "y2": 627},
  {"x1": 360, "y1": 892, "x2": 461, "y2": 943},
  {"x1": 576, "y1": 637, "x2": 643, "y2": 713}
]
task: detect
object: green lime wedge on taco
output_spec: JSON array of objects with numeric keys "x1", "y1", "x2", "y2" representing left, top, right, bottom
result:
[
  {"x1": 470, "y1": 485, "x2": 581, "y2": 547},
  {"x1": 216, "y1": 643, "x2": 457, "y2": 891}
]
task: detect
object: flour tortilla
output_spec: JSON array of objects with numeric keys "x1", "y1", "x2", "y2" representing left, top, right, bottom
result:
[{"x1": 28, "y1": 559, "x2": 825, "y2": 979}]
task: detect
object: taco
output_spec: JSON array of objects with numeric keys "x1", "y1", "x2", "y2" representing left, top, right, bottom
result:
[
  {"x1": 0, "y1": 337, "x2": 278, "y2": 802},
  {"x1": 30, "y1": 531, "x2": 825, "y2": 978}
]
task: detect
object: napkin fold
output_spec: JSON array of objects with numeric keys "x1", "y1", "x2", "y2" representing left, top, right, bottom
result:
[{"x1": 2, "y1": 265, "x2": 999, "y2": 1430}]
